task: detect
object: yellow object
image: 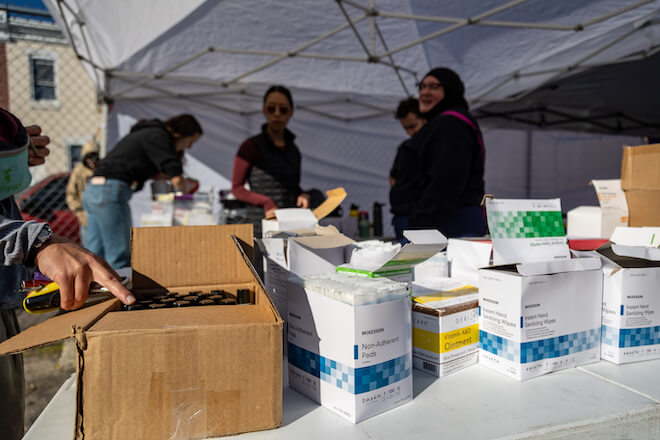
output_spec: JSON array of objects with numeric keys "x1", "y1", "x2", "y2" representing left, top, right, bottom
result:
[
  {"x1": 22, "y1": 282, "x2": 61, "y2": 314},
  {"x1": 413, "y1": 323, "x2": 479, "y2": 354}
]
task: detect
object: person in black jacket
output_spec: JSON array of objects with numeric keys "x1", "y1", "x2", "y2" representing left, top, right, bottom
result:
[
  {"x1": 390, "y1": 68, "x2": 486, "y2": 238},
  {"x1": 231, "y1": 85, "x2": 309, "y2": 237},
  {"x1": 83, "y1": 114, "x2": 203, "y2": 268},
  {"x1": 389, "y1": 98, "x2": 425, "y2": 242}
]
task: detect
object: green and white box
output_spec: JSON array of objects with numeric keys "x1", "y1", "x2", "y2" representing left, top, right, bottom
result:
[{"x1": 486, "y1": 198, "x2": 570, "y2": 265}]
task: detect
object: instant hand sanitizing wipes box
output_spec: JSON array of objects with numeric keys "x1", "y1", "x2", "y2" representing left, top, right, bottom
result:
[
  {"x1": 478, "y1": 258, "x2": 602, "y2": 381},
  {"x1": 479, "y1": 198, "x2": 603, "y2": 380},
  {"x1": 598, "y1": 227, "x2": 660, "y2": 364},
  {"x1": 287, "y1": 273, "x2": 412, "y2": 423}
]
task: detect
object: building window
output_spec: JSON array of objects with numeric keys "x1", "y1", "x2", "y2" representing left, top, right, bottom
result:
[
  {"x1": 69, "y1": 143, "x2": 82, "y2": 170},
  {"x1": 30, "y1": 56, "x2": 57, "y2": 101}
]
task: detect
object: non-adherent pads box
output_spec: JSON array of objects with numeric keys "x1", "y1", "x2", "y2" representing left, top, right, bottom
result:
[{"x1": 287, "y1": 274, "x2": 412, "y2": 423}]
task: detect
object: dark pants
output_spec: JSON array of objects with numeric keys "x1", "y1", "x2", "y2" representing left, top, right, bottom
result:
[
  {"x1": 439, "y1": 205, "x2": 487, "y2": 238},
  {"x1": 1, "y1": 309, "x2": 24, "y2": 440},
  {"x1": 392, "y1": 215, "x2": 409, "y2": 245}
]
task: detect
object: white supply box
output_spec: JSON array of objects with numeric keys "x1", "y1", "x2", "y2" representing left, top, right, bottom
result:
[
  {"x1": 478, "y1": 258, "x2": 603, "y2": 381},
  {"x1": 287, "y1": 275, "x2": 412, "y2": 423},
  {"x1": 598, "y1": 228, "x2": 660, "y2": 364},
  {"x1": 411, "y1": 279, "x2": 479, "y2": 377},
  {"x1": 566, "y1": 179, "x2": 629, "y2": 238}
]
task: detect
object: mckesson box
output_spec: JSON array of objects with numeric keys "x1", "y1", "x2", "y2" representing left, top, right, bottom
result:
[
  {"x1": 0, "y1": 225, "x2": 283, "y2": 440},
  {"x1": 411, "y1": 280, "x2": 479, "y2": 377},
  {"x1": 287, "y1": 274, "x2": 412, "y2": 423},
  {"x1": 478, "y1": 258, "x2": 602, "y2": 381},
  {"x1": 598, "y1": 238, "x2": 660, "y2": 364}
]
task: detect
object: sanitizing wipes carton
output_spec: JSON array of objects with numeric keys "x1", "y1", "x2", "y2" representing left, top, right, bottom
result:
[
  {"x1": 598, "y1": 227, "x2": 660, "y2": 364},
  {"x1": 479, "y1": 198, "x2": 603, "y2": 380}
]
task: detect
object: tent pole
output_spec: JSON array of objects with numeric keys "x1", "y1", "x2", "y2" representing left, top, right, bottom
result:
[
  {"x1": 374, "y1": 22, "x2": 411, "y2": 95},
  {"x1": 369, "y1": 0, "x2": 375, "y2": 54},
  {"x1": 378, "y1": 0, "x2": 529, "y2": 58},
  {"x1": 525, "y1": 129, "x2": 532, "y2": 199},
  {"x1": 337, "y1": 1, "x2": 373, "y2": 58}
]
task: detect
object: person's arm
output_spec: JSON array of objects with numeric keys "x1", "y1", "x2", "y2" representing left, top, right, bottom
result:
[
  {"x1": 231, "y1": 139, "x2": 277, "y2": 214},
  {"x1": 408, "y1": 118, "x2": 476, "y2": 227}
]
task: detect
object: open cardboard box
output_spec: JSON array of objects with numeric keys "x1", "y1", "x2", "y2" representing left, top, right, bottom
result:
[
  {"x1": 0, "y1": 225, "x2": 283, "y2": 440},
  {"x1": 621, "y1": 144, "x2": 660, "y2": 227}
]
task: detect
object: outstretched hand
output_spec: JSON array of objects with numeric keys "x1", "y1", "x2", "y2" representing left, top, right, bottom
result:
[{"x1": 34, "y1": 235, "x2": 135, "y2": 310}]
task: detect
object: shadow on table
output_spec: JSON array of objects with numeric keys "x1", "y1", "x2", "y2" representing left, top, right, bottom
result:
[{"x1": 412, "y1": 369, "x2": 438, "y2": 398}]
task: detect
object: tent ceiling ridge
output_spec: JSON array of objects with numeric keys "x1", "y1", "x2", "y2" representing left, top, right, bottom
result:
[
  {"x1": 112, "y1": 48, "x2": 213, "y2": 98},
  {"x1": 376, "y1": 0, "x2": 529, "y2": 58},
  {"x1": 222, "y1": 13, "x2": 369, "y2": 86}
]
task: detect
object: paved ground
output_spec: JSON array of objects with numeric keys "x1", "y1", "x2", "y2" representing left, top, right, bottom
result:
[{"x1": 17, "y1": 308, "x2": 76, "y2": 433}]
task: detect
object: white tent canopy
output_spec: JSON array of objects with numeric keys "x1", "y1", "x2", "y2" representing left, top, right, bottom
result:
[{"x1": 45, "y1": 0, "x2": 660, "y2": 233}]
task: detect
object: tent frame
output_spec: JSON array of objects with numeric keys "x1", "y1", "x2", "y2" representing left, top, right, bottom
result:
[{"x1": 54, "y1": 0, "x2": 658, "y2": 124}]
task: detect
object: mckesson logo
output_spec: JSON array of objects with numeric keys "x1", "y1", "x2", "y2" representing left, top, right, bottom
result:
[
  {"x1": 482, "y1": 298, "x2": 498, "y2": 305},
  {"x1": 627, "y1": 295, "x2": 643, "y2": 299},
  {"x1": 525, "y1": 304, "x2": 541, "y2": 309},
  {"x1": 362, "y1": 328, "x2": 384, "y2": 336}
]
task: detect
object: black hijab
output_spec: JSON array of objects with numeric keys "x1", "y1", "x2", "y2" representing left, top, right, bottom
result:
[{"x1": 419, "y1": 67, "x2": 469, "y2": 121}]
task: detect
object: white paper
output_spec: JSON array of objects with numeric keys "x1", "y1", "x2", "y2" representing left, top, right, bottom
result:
[{"x1": 591, "y1": 179, "x2": 629, "y2": 237}]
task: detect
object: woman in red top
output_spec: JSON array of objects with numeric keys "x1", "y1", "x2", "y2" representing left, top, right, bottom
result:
[{"x1": 231, "y1": 85, "x2": 309, "y2": 237}]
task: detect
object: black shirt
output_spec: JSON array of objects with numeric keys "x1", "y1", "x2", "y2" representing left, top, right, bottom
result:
[{"x1": 94, "y1": 120, "x2": 183, "y2": 190}]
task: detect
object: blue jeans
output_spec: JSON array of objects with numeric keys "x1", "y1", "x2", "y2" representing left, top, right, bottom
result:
[{"x1": 83, "y1": 179, "x2": 133, "y2": 269}]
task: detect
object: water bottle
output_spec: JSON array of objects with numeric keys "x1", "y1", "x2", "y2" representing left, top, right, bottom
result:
[{"x1": 372, "y1": 202, "x2": 383, "y2": 237}]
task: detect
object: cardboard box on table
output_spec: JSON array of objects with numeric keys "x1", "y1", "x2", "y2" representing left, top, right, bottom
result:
[
  {"x1": 598, "y1": 227, "x2": 660, "y2": 364},
  {"x1": 411, "y1": 279, "x2": 479, "y2": 377},
  {"x1": 566, "y1": 179, "x2": 629, "y2": 238},
  {"x1": 0, "y1": 225, "x2": 283, "y2": 440},
  {"x1": 480, "y1": 197, "x2": 603, "y2": 381},
  {"x1": 286, "y1": 276, "x2": 413, "y2": 423},
  {"x1": 621, "y1": 144, "x2": 660, "y2": 227}
]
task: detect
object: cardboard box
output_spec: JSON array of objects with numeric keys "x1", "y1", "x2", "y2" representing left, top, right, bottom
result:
[
  {"x1": 566, "y1": 180, "x2": 629, "y2": 238},
  {"x1": 0, "y1": 225, "x2": 283, "y2": 440},
  {"x1": 598, "y1": 229, "x2": 660, "y2": 364},
  {"x1": 287, "y1": 276, "x2": 412, "y2": 423},
  {"x1": 621, "y1": 144, "x2": 660, "y2": 227},
  {"x1": 478, "y1": 258, "x2": 602, "y2": 381},
  {"x1": 411, "y1": 280, "x2": 479, "y2": 377}
]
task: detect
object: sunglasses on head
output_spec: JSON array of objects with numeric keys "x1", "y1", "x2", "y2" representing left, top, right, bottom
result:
[{"x1": 265, "y1": 104, "x2": 291, "y2": 115}]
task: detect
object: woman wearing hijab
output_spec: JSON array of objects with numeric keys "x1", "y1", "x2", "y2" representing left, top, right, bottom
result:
[
  {"x1": 390, "y1": 67, "x2": 486, "y2": 238},
  {"x1": 231, "y1": 85, "x2": 309, "y2": 238}
]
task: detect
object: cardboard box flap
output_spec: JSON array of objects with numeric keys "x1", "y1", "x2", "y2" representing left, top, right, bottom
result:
[
  {"x1": 515, "y1": 257, "x2": 601, "y2": 276},
  {"x1": 273, "y1": 208, "x2": 318, "y2": 231},
  {"x1": 131, "y1": 225, "x2": 254, "y2": 291},
  {"x1": 610, "y1": 227, "x2": 660, "y2": 261},
  {"x1": 291, "y1": 234, "x2": 355, "y2": 250},
  {"x1": 379, "y1": 230, "x2": 447, "y2": 270},
  {"x1": 621, "y1": 144, "x2": 660, "y2": 190},
  {"x1": 0, "y1": 299, "x2": 117, "y2": 356},
  {"x1": 597, "y1": 243, "x2": 660, "y2": 268},
  {"x1": 312, "y1": 187, "x2": 346, "y2": 219}
]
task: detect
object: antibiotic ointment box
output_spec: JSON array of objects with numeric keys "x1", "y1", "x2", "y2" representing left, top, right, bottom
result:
[
  {"x1": 0, "y1": 225, "x2": 283, "y2": 440},
  {"x1": 286, "y1": 277, "x2": 412, "y2": 423},
  {"x1": 598, "y1": 227, "x2": 660, "y2": 364},
  {"x1": 411, "y1": 280, "x2": 479, "y2": 377},
  {"x1": 478, "y1": 258, "x2": 602, "y2": 381}
]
